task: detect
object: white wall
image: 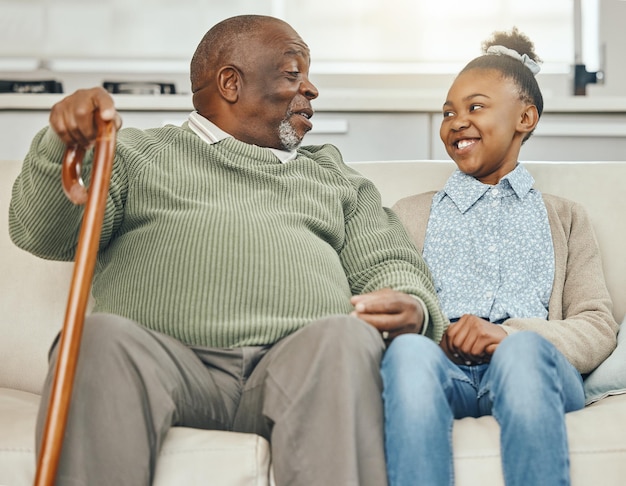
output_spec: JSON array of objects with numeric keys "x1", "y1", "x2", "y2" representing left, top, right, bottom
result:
[{"x1": 588, "y1": 0, "x2": 626, "y2": 96}]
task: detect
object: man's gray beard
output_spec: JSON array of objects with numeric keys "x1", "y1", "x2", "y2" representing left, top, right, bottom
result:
[{"x1": 278, "y1": 118, "x2": 302, "y2": 151}]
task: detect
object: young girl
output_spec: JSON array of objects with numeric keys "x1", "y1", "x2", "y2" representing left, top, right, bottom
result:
[{"x1": 381, "y1": 28, "x2": 618, "y2": 485}]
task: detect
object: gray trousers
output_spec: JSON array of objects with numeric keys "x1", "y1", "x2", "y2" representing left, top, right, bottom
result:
[{"x1": 36, "y1": 313, "x2": 388, "y2": 486}]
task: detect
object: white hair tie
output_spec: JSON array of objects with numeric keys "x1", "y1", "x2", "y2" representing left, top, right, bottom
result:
[{"x1": 486, "y1": 45, "x2": 541, "y2": 75}]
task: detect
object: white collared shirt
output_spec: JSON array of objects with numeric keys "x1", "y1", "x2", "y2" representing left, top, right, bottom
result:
[{"x1": 187, "y1": 111, "x2": 298, "y2": 163}]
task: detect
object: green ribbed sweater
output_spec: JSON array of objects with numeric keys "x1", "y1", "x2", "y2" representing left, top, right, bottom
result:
[{"x1": 9, "y1": 124, "x2": 446, "y2": 347}]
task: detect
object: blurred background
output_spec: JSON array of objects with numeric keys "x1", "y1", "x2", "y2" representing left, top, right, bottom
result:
[{"x1": 1, "y1": 0, "x2": 625, "y2": 162}]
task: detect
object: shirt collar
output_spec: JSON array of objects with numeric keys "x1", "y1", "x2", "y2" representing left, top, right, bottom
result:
[
  {"x1": 187, "y1": 111, "x2": 298, "y2": 163},
  {"x1": 436, "y1": 164, "x2": 536, "y2": 213}
]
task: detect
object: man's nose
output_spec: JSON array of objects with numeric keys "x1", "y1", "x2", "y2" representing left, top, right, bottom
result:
[{"x1": 301, "y1": 76, "x2": 319, "y2": 100}]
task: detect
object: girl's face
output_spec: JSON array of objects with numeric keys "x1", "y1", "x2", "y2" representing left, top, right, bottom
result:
[{"x1": 440, "y1": 68, "x2": 534, "y2": 185}]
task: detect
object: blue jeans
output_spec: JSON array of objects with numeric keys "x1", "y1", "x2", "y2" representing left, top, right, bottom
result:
[{"x1": 381, "y1": 332, "x2": 584, "y2": 486}]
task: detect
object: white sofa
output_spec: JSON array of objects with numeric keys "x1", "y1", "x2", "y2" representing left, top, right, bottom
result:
[{"x1": 1, "y1": 159, "x2": 625, "y2": 485}]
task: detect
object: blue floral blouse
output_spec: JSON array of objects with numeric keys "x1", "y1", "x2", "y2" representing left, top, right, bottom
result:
[{"x1": 423, "y1": 164, "x2": 554, "y2": 322}]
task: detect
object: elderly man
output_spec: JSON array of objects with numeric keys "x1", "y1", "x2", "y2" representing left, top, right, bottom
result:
[{"x1": 10, "y1": 14, "x2": 446, "y2": 486}]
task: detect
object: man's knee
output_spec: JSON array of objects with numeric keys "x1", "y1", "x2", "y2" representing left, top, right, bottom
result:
[
  {"x1": 49, "y1": 313, "x2": 146, "y2": 370},
  {"x1": 300, "y1": 314, "x2": 384, "y2": 357},
  {"x1": 83, "y1": 312, "x2": 140, "y2": 346}
]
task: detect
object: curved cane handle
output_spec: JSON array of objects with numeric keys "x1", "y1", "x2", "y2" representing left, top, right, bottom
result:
[
  {"x1": 61, "y1": 145, "x2": 88, "y2": 204},
  {"x1": 35, "y1": 115, "x2": 117, "y2": 486},
  {"x1": 61, "y1": 117, "x2": 116, "y2": 205}
]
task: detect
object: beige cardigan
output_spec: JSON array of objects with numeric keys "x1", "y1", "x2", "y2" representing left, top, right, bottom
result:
[{"x1": 392, "y1": 191, "x2": 619, "y2": 374}]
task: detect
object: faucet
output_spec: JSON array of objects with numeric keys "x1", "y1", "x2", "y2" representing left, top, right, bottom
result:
[
  {"x1": 573, "y1": 0, "x2": 604, "y2": 95},
  {"x1": 574, "y1": 64, "x2": 603, "y2": 96}
]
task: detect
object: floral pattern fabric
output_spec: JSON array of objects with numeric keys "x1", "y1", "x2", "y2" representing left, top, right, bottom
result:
[{"x1": 423, "y1": 164, "x2": 554, "y2": 322}]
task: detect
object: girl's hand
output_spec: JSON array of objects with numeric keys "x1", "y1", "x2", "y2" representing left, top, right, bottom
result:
[{"x1": 440, "y1": 314, "x2": 507, "y2": 365}]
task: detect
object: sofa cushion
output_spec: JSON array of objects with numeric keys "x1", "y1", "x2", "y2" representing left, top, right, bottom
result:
[
  {"x1": 154, "y1": 429, "x2": 273, "y2": 486},
  {"x1": 0, "y1": 160, "x2": 72, "y2": 394},
  {"x1": 0, "y1": 388, "x2": 273, "y2": 486},
  {"x1": 452, "y1": 394, "x2": 626, "y2": 485},
  {"x1": 0, "y1": 388, "x2": 38, "y2": 486},
  {"x1": 584, "y1": 316, "x2": 626, "y2": 405}
]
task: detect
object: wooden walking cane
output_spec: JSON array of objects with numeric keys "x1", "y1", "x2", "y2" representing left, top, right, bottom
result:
[{"x1": 34, "y1": 114, "x2": 117, "y2": 486}]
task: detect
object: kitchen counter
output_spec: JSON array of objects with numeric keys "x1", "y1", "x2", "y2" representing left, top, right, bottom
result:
[
  {"x1": 3, "y1": 89, "x2": 626, "y2": 163},
  {"x1": 3, "y1": 91, "x2": 626, "y2": 114}
]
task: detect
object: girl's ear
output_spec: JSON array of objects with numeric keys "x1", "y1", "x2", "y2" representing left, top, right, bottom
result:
[
  {"x1": 518, "y1": 104, "x2": 539, "y2": 135},
  {"x1": 217, "y1": 66, "x2": 241, "y2": 103}
]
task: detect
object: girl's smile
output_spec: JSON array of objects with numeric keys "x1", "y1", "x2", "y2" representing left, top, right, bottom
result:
[{"x1": 454, "y1": 137, "x2": 480, "y2": 152}]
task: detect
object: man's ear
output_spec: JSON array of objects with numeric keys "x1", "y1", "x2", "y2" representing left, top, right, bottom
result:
[
  {"x1": 217, "y1": 66, "x2": 241, "y2": 103},
  {"x1": 518, "y1": 104, "x2": 539, "y2": 135}
]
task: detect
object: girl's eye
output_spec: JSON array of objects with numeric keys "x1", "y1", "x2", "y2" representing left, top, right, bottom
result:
[
  {"x1": 442, "y1": 111, "x2": 454, "y2": 118},
  {"x1": 469, "y1": 104, "x2": 482, "y2": 112}
]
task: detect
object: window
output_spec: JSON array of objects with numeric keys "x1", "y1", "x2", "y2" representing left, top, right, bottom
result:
[
  {"x1": 280, "y1": 0, "x2": 575, "y2": 74},
  {"x1": 0, "y1": 0, "x2": 587, "y2": 76}
]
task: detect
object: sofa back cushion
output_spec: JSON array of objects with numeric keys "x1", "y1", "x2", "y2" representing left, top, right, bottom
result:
[
  {"x1": 1, "y1": 159, "x2": 624, "y2": 395},
  {"x1": 351, "y1": 160, "x2": 626, "y2": 323},
  {"x1": 0, "y1": 161, "x2": 74, "y2": 393}
]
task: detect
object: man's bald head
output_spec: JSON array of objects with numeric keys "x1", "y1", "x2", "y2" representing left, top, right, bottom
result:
[{"x1": 190, "y1": 15, "x2": 291, "y2": 93}]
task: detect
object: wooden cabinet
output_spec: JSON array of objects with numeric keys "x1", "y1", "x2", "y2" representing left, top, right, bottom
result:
[
  {"x1": 119, "y1": 111, "x2": 433, "y2": 162},
  {"x1": 304, "y1": 112, "x2": 430, "y2": 162},
  {"x1": 3, "y1": 106, "x2": 626, "y2": 163}
]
